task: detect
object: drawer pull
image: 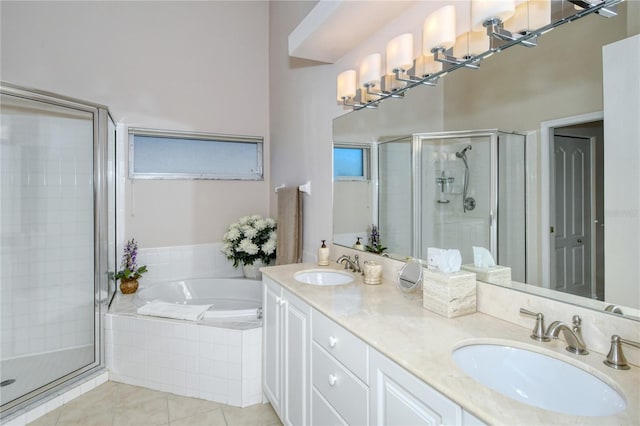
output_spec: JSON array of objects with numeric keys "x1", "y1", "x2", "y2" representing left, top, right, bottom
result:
[
  {"x1": 328, "y1": 336, "x2": 338, "y2": 348},
  {"x1": 277, "y1": 297, "x2": 286, "y2": 306},
  {"x1": 328, "y1": 374, "x2": 338, "y2": 386}
]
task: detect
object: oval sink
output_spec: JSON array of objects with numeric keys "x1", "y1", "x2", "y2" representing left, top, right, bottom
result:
[
  {"x1": 294, "y1": 270, "x2": 353, "y2": 286},
  {"x1": 452, "y1": 344, "x2": 626, "y2": 416}
]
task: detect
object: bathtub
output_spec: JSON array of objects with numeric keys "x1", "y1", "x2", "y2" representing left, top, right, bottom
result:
[
  {"x1": 107, "y1": 276, "x2": 264, "y2": 407},
  {"x1": 133, "y1": 277, "x2": 262, "y2": 321}
]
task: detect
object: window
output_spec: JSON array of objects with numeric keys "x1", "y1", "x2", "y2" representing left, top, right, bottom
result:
[
  {"x1": 129, "y1": 128, "x2": 263, "y2": 180},
  {"x1": 333, "y1": 146, "x2": 370, "y2": 180}
]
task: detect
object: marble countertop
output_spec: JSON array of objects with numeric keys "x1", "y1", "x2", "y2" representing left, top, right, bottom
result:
[{"x1": 262, "y1": 262, "x2": 640, "y2": 425}]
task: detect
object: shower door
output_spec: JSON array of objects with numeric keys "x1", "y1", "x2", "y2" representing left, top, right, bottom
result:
[
  {"x1": 378, "y1": 137, "x2": 413, "y2": 256},
  {"x1": 416, "y1": 131, "x2": 495, "y2": 264},
  {"x1": 0, "y1": 84, "x2": 113, "y2": 413}
]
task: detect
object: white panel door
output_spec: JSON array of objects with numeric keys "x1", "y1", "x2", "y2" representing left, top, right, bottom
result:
[{"x1": 552, "y1": 135, "x2": 592, "y2": 297}]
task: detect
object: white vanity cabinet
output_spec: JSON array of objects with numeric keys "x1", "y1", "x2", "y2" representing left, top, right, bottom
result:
[
  {"x1": 369, "y1": 349, "x2": 462, "y2": 425},
  {"x1": 264, "y1": 275, "x2": 487, "y2": 426},
  {"x1": 263, "y1": 276, "x2": 311, "y2": 426},
  {"x1": 311, "y1": 309, "x2": 369, "y2": 425}
]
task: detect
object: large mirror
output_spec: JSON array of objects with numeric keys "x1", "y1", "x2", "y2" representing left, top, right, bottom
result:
[{"x1": 333, "y1": 2, "x2": 639, "y2": 318}]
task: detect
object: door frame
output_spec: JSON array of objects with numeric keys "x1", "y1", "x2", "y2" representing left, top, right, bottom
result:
[{"x1": 540, "y1": 111, "x2": 603, "y2": 290}]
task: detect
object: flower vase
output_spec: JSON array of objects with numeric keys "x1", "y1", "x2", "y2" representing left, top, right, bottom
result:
[
  {"x1": 120, "y1": 278, "x2": 139, "y2": 294},
  {"x1": 242, "y1": 259, "x2": 268, "y2": 280}
]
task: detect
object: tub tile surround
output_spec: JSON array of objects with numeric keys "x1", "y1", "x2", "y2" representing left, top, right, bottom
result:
[
  {"x1": 136, "y1": 243, "x2": 243, "y2": 283},
  {"x1": 106, "y1": 302, "x2": 262, "y2": 408},
  {"x1": 263, "y1": 254, "x2": 640, "y2": 425}
]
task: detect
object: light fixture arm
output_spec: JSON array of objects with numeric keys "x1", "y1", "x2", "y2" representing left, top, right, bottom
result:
[
  {"x1": 483, "y1": 18, "x2": 537, "y2": 49},
  {"x1": 341, "y1": 89, "x2": 378, "y2": 109},
  {"x1": 393, "y1": 69, "x2": 437, "y2": 86},
  {"x1": 365, "y1": 82, "x2": 404, "y2": 99},
  {"x1": 432, "y1": 47, "x2": 480, "y2": 70}
]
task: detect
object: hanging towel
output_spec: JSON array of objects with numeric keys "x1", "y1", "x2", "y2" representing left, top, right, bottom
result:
[
  {"x1": 137, "y1": 300, "x2": 213, "y2": 321},
  {"x1": 276, "y1": 187, "x2": 303, "y2": 265}
]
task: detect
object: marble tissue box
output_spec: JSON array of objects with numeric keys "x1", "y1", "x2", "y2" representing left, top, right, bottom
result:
[
  {"x1": 423, "y1": 269, "x2": 477, "y2": 318},
  {"x1": 461, "y1": 264, "x2": 511, "y2": 286}
]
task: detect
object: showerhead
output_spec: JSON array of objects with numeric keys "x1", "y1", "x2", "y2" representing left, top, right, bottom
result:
[{"x1": 455, "y1": 145, "x2": 472, "y2": 158}]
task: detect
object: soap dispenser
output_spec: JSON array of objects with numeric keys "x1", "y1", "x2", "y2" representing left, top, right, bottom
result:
[
  {"x1": 318, "y1": 240, "x2": 330, "y2": 266},
  {"x1": 353, "y1": 237, "x2": 364, "y2": 251}
]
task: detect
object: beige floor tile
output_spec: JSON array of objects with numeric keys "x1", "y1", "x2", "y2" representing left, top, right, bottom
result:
[
  {"x1": 167, "y1": 395, "x2": 221, "y2": 422},
  {"x1": 27, "y1": 409, "x2": 61, "y2": 426},
  {"x1": 115, "y1": 383, "x2": 167, "y2": 407},
  {"x1": 113, "y1": 395, "x2": 169, "y2": 426},
  {"x1": 220, "y1": 403, "x2": 279, "y2": 426},
  {"x1": 55, "y1": 405, "x2": 114, "y2": 426},
  {"x1": 64, "y1": 382, "x2": 119, "y2": 411},
  {"x1": 169, "y1": 408, "x2": 226, "y2": 426}
]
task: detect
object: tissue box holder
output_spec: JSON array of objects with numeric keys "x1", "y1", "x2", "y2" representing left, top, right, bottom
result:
[
  {"x1": 423, "y1": 269, "x2": 476, "y2": 318},
  {"x1": 461, "y1": 264, "x2": 511, "y2": 286}
]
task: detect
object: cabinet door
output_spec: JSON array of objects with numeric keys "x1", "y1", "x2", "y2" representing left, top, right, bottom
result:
[
  {"x1": 283, "y1": 290, "x2": 310, "y2": 426},
  {"x1": 369, "y1": 349, "x2": 462, "y2": 426},
  {"x1": 263, "y1": 278, "x2": 282, "y2": 416}
]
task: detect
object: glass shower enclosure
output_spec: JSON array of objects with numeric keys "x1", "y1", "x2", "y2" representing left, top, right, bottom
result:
[
  {"x1": 0, "y1": 83, "x2": 115, "y2": 415},
  {"x1": 378, "y1": 130, "x2": 526, "y2": 281}
]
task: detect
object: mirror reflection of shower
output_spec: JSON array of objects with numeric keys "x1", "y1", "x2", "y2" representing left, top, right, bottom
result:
[{"x1": 456, "y1": 145, "x2": 476, "y2": 212}]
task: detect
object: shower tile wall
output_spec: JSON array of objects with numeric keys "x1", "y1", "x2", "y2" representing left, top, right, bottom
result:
[
  {"x1": 422, "y1": 139, "x2": 492, "y2": 263},
  {"x1": 1, "y1": 106, "x2": 95, "y2": 360},
  {"x1": 378, "y1": 141, "x2": 412, "y2": 256}
]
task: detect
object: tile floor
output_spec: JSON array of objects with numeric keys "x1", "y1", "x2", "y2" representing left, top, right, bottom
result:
[{"x1": 27, "y1": 381, "x2": 282, "y2": 426}]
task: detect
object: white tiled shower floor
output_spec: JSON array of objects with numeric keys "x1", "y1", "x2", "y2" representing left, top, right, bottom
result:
[
  {"x1": 1, "y1": 346, "x2": 94, "y2": 407},
  {"x1": 26, "y1": 381, "x2": 281, "y2": 426}
]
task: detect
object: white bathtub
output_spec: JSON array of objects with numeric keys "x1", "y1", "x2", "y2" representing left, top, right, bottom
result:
[{"x1": 133, "y1": 278, "x2": 262, "y2": 321}]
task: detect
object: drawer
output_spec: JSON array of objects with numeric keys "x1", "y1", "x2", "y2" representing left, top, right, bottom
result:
[
  {"x1": 312, "y1": 342, "x2": 368, "y2": 426},
  {"x1": 312, "y1": 309, "x2": 369, "y2": 383},
  {"x1": 312, "y1": 387, "x2": 347, "y2": 426}
]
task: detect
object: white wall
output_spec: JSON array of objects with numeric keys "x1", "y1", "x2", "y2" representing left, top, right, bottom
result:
[
  {"x1": 1, "y1": 1, "x2": 271, "y2": 248},
  {"x1": 603, "y1": 34, "x2": 640, "y2": 308},
  {"x1": 269, "y1": 1, "x2": 450, "y2": 261}
]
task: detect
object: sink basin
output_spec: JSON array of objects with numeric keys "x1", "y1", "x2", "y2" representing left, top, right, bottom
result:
[
  {"x1": 294, "y1": 270, "x2": 353, "y2": 286},
  {"x1": 452, "y1": 344, "x2": 626, "y2": 416}
]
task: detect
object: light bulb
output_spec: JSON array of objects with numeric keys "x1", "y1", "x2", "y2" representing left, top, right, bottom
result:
[
  {"x1": 336, "y1": 70, "x2": 357, "y2": 101},
  {"x1": 360, "y1": 53, "x2": 382, "y2": 87},
  {"x1": 386, "y1": 33, "x2": 414, "y2": 74},
  {"x1": 423, "y1": 5, "x2": 457, "y2": 53}
]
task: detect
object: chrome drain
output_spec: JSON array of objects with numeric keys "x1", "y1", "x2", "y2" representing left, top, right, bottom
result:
[{"x1": 1, "y1": 379, "x2": 16, "y2": 387}]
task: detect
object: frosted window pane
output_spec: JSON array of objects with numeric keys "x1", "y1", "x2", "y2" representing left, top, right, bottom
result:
[{"x1": 131, "y1": 134, "x2": 263, "y2": 180}]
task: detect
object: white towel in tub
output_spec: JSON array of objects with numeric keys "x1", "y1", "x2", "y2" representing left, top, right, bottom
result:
[{"x1": 137, "y1": 300, "x2": 213, "y2": 321}]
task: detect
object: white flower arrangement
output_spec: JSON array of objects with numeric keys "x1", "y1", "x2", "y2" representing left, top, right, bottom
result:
[{"x1": 222, "y1": 215, "x2": 277, "y2": 267}]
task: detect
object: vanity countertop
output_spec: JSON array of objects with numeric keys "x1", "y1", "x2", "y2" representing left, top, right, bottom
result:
[{"x1": 262, "y1": 262, "x2": 640, "y2": 425}]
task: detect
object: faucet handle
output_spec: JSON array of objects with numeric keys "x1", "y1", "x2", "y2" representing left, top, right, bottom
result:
[
  {"x1": 604, "y1": 335, "x2": 640, "y2": 370},
  {"x1": 519, "y1": 308, "x2": 550, "y2": 342}
]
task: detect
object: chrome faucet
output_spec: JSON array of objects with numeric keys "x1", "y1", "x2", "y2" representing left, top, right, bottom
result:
[
  {"x1": 519, "y1": 308, "x2": 550, "y2": 342},
  {"x1": 545, "y1": 315, "x2": 589, "y2": 355},
  {"x1": 604, "y1": 334, "x2": 640, "y2": 370},
  {"x1": 353, "y1": 254, "x2": 362, "y2": 274},
  {"x1": 337, "y1": 255, "x2": 357, "y2": 272}
]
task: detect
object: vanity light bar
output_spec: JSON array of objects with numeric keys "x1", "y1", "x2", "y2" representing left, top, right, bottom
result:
[{"x1": 337, "y1": 0, "x2": 622, "y2": 110}]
